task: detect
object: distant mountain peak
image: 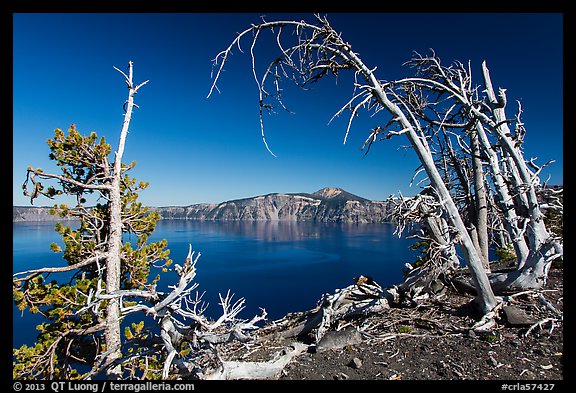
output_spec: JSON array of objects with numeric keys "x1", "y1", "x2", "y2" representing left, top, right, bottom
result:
[
  {"x1": 312, "y1": 187, "x2": 368, "y2": 202},
  {"x1": 313, "y1": 187, "x2": 344, "y2": 198}
]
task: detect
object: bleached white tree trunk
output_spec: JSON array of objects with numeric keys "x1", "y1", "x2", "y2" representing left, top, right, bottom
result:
[
  {"x1": 203, "y1": 342, "x2": 308, "y2": 380},
  {"x1": 469, "y1": 129, "x2": 490, "y2": 271},
  {"x1": 474, "y1": 121, "x2": 530, "y2": 266},
  {"x1": 480, "y1": 62, "x2": 561, "y2": 285},
  {"x1": 503, "y1": 154, "x2": 530, "y2": 213},
  {"x1": 437, "y1": 133, "x2": 485, "y2": 270},
  {"x1": 337, "y1": 46, "x2": 497, "y2": 313},
  {"x1": 481, "y1": 62, "x2": 550, "y2": 255},
  {"x1": 424, "y1": 211, "x2": 461, "y2": 269},
  {"x1": 104, "y1": 61, "x2": 148, "y2": 379}
]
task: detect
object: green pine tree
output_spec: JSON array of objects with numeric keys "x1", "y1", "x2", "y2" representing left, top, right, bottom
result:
[
  {"x1": 14, "y1": 123, "x2": 172, "y2": 379},
  {"x1": 13, "y1": 63, "x2": 174, "y2": 379}
]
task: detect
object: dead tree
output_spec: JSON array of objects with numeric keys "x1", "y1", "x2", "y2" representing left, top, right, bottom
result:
[
  {"x1": 434, "y1": 126, "x2": 491, "y2": 272},
  {"x1": 105, "y1": 62, "x2": 146, "y2": 378},
  {"x1": 396, "y1": 52, "x2": 562, "y2": 292},
  {"x1": 387, "y1": 190, "x2": 462, "y2": 301},
  {"x1": 209, "y1": 15, "x2": 498, "y2": 313},
  {"x1": 481, "y1": 62, "x2": 562, "y2": 274},
  {"x1": 18, "y1": 62, "x2": 149, "y2": 379},
  {"x1": 469, "y1": 127, "x2": 490, "y2": 269}
]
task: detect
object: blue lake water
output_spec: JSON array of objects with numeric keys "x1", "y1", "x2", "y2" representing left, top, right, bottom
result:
[{"x1": 13, "y1": 220, "x2": 417, "y2": 349}]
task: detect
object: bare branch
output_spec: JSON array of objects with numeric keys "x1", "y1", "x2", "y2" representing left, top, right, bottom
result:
[{"x1": 13, "y1": 252, "x2": 108, "y2": 280}]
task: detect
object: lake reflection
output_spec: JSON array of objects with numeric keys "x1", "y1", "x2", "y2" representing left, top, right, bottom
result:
[{"x1": 148, "y1": 220, "x2": 414, "y2": 317}]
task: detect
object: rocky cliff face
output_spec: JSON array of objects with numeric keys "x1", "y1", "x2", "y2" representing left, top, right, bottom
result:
[
  {"x1": 14, "y1": 188, "x2": 395, "y2": 223},
  {"x1": 154, "y1": 203, "x2": 218, "y2": 220},
  {"x1": 154, "y1": 188, "x2": 393, "y2": 223},
  {"x1": 13, "y1": 206, "x2": 77, "y2": 222}
]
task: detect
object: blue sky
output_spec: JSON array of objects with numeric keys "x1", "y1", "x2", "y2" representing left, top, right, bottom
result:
[{"x1": 12, "y1": 13, "x2": 563, "y2": 207}]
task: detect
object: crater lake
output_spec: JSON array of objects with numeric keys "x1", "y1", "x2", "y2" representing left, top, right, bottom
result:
[{"x1": 13, "y1": 220, "x2": 418, "y2": 348}]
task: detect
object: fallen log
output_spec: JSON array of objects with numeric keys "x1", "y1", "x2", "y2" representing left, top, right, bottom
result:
[
  {"x1": 203, "y1": 342, "x2": 308, "y2": 380},
  {"x1": 265, "y1": 276, "x2": 394, "y2": 344}
]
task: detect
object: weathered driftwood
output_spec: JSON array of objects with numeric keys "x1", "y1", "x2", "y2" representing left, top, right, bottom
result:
[
  {"x1": 197, "y1": 276, "x2": 396, "y2": 379},
  {"x1": 398, "y1": 265, "x2": 449, "y2": 304},
  {"x1": 203, "y1": 342, "x2": 308, "y2": 380},
  {"x1": 264, "y1": 268, "x2": 456, "y2": 348},
  {"x1": 451, "y1": 241, "x2": 562, "y2": 295},
  {"x1": 269, "y1": 276, "x2": 393, "y2": 344}
]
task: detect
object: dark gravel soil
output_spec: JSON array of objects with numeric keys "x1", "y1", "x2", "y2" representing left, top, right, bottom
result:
[{"x1": 277, "y1": 265, "x2": 564, "y2": 382}]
